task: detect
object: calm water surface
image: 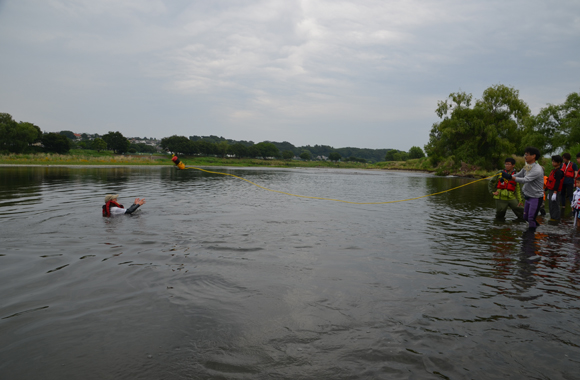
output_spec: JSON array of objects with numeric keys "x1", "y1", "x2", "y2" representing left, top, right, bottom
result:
[{"x1": 1, "y1": 166, "x2": 579, "y2": 379}]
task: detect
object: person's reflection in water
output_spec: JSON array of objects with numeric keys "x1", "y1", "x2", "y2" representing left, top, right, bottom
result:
[
  {"x1": 569, "y1": 232, "x2": 580, "y2": 275},
  {"x1": 513, "y1": 229, "x2": 542, "y2": 293},
  {"x1": 490, "y1": 228, "x2": 519, "y2": 281}
]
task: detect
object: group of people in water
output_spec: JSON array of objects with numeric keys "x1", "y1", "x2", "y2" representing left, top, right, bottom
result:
[
  {"x1": 100, "y1": 146, "x2": 580, "y2": 232},
  {"x1": 489, "y1": 146, "x2": 580, "y2": 230}
]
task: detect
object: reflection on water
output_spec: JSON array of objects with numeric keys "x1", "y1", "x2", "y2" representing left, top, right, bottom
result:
[{"x1": 1, "y1": 166, "x2": 579, "y2": 379}]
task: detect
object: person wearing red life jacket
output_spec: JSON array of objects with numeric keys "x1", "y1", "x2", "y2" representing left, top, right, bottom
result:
[
  {"x1": 102, "y1": 194, "x2": 146, "y2": 217},
  {"x1": 488, "y1": 157, "x2": 524, "y2": 221},
  {"x1": 546, "y1": 155, "x2": 565, "y2": 222},
  {"x1": 560, "y1": 153, "x2": 578, "y2": 208}
]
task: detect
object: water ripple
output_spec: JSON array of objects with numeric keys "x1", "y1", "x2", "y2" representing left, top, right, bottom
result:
[{"x1": 1, "y1": 167, "x2": 579, "y2": 379}]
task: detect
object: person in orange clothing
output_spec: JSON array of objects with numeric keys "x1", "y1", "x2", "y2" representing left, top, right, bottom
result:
[{"x1": 540, "y1": 175, "x2": 547, "y2": 216}]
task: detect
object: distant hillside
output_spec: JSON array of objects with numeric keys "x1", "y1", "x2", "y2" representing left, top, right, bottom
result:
[{"x1": 189, "y1": 135, "x2": 392, "y2": 162}]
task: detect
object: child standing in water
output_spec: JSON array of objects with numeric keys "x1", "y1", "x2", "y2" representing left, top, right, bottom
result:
[
  {"x1": 545, "y1": 155, "x2": 564, "y2": 222},
  {"x1": 560, "y1": 153, "x2": 578, "y2": 208},
  {"x1": 572, "y1": 178, "x2": 580, "y2": 225},
  {"x1": 488, "y1": 157, "x2": 524, "y2": 221}
]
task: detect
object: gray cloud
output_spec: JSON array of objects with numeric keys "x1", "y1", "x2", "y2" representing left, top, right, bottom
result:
[{"x1": 0, "y1": 0, "x2": 578, "y2": 149}]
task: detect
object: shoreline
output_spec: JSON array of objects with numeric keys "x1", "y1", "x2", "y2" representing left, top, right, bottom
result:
[{"x1": 0, "y1": 163, "x2": 492, "y2": 177}]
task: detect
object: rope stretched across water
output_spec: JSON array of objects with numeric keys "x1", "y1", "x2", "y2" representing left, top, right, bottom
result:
[{"x1": 181, "y1": 166, "x2": 495, "y2": 205}]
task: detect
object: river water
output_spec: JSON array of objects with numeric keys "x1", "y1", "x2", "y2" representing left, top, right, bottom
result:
[{"x1": 1, "y1": 166, "x2": 579, "y2": 379}]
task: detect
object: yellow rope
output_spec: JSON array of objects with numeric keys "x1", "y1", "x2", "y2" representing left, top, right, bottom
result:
[{"x1": 181, "y1": 166, "x2": 496, "y2": 205}]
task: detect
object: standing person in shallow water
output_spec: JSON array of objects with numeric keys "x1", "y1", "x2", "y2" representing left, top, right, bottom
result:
[
  {"x1": 546, "y1": 155, "x2": 564, "y2": 222},
  {"x1": 501, "y1": 147, "x2": 545, "y2": 231},
  {"x1": 560, "y1": 153, "x2": 578, "y2": 209},
  {"x1": 488, "y1": 157, "x2": 524, "y2": 221},
  {"x1": 102, "y1": 194, "x2": 146, "y2": 217},
  {"x1": 571, "y1": 177, "x2": 580, "y2": 225}
]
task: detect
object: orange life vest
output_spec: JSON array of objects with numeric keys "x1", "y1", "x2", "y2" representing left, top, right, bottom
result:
[
  {"x1": 546, "y1": 166, "x2": 564, "y2": 191},
  {"x1": 543, "y1": 176, "x2": 547, "y2": 200},
  {"x1": 497, "y1": 170, "x2": 517, "y2": 192}
]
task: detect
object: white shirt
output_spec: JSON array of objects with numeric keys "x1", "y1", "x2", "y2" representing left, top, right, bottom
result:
[
  {"x1": 572, "y1": 188, "x2": 580, "y2": 210},
  {"x1": 109, "y1": 206, "x2": 128, "y2": 215}
]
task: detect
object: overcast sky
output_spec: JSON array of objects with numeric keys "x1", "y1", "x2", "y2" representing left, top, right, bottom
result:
[{"x1": 0, "y1": 0, "x2": 578, "y2": 150}]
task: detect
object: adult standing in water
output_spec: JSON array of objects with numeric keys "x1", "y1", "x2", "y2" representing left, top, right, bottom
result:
[
  {"x1": 102, "y1": 194, "x2": 146, "y2": 217},
  {"x1": 501, "y1": 147, "x2": 545, "y2": 231}
]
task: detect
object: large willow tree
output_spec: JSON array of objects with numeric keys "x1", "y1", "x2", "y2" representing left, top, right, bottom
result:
[{"x1": 425, "y1": 85, "x2": 530, "y2": 170}]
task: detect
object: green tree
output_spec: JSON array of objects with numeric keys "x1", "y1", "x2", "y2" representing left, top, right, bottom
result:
[
  {"x1": 408, "y1": 146, "x2": 425, "y2": 159},
  {"x1": 59, "y1": 130, "x2": 76, "y2": 140},
  {"x1": 229, "y1": 143, "x2": 249, "y2": 158},
  {"x1": 385, "y1": 150, "x2": 407, "y2": 161},
  {"x1": 102, "y1": 131, "x2": 130, "y2": 154},
  {"x1": 255, "y1": 142, "x2": 280, "y2": 159},
  {"x1": 328, "y1": 152, "x2": 341, "y2": 162},
  {"x1": 129, "y1": 143, "x2": 157, "y2": 153},
  {"x1": 384, "y1": 150, "x2": 397, "y2": 161},
  {"x1": 21, "y1": 122, "x2": 42, "y2": 143},
  {"x1": 425, "y1": 85, "x2": 530, "y2": 170},
  {"x1": 92, "y1": 138, "x2": 107, "y2": 152},
  {"x1": 282, "y1": 150, "x2": 294, "y2": 160},
  {"x1": 0, "y1": 114, "x2": 41, "y2": 153},
  {"x1": 522, "y1": 92, "x2": 580, "y2": 154},
  {"x1": 42, "y1": 133, "x2": 71, "y2": 154},
  {"x1": 393, "y1": 151, "x2": 408, "y2": 161},
  {"x1": 216, "y1": 141, "x2": 229, "y2": 158},
  {"x1": 161, "y1": 135, "x2": 191, "y2": 155},
  {"x1": 195, "y1": 140, "x2": 216, "y2": 156},
  {"x1": 300, "y1": 150, "x2": 312, "y2": 160},
  {"x1": 247, "y1": 145, "x2": 260, "y2": 158}
]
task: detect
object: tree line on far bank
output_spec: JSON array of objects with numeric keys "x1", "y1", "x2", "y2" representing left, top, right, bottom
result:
[
  {"x1": 160, "y1": 135, "x2": 391, "y2": 162},
  {"x1": 0, "y1": 115, "x2": 157, "y2": 155},
  {"x1": 0, "y1": 112, "x2": 392, "y2": 162}
]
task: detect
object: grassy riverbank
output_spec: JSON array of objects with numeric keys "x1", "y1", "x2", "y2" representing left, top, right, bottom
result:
[
  {"x1": 0, "y1": 151, "x2": 169, "y2": 166},
  {"x1": 0, "y1": 150, "x2": 552, "y2": 178},
  {"x1": 0, "y1": 150, "x2": 378, "y2": 170}
]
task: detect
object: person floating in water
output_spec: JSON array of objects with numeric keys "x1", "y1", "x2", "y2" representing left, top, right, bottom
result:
[
  {"x1": 488, "y1": 157, "x2": 524, "y2": 221},
  {"x1": 102, "y1": 194, "x2": 145, "y2": 217},
  {"x1": 501, "y1": 147, "x2": 545, "y2": 231}
]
